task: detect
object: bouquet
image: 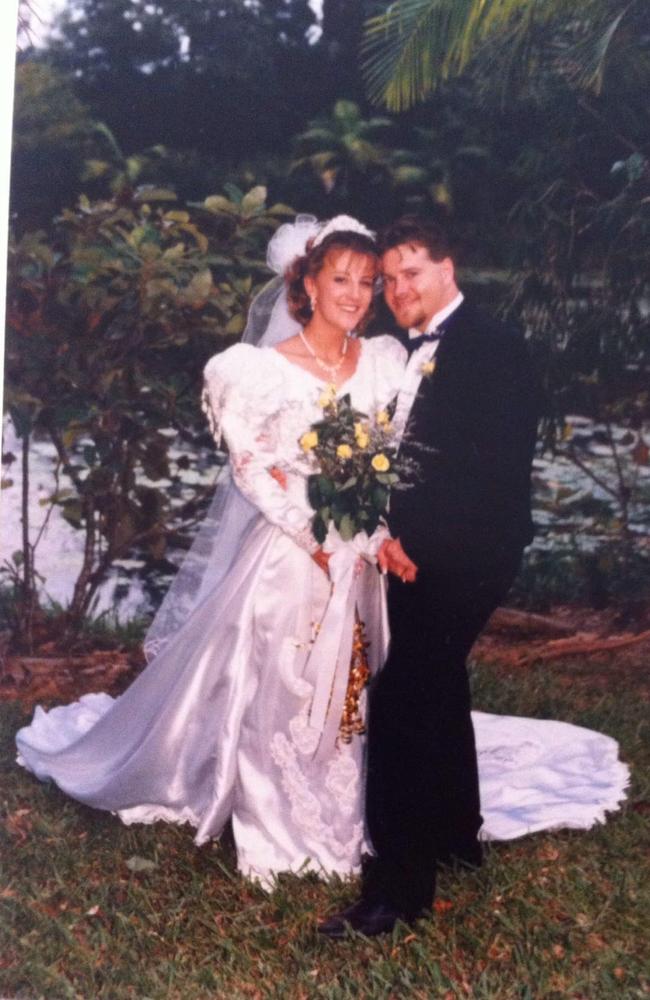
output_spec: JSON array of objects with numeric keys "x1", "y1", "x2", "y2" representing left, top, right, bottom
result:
[{"x1": 299, "y1": 387, "x2": 414, "y2": 545}]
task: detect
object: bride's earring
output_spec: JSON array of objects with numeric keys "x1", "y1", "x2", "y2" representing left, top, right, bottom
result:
[{"x1": 310, "y1": 295, "x2": 317, "y2": 311}]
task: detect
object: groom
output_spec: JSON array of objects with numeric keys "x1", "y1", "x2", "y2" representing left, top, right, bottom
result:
[{"x1": 320, "y1": 216, "x2": 539, "y2": 937}]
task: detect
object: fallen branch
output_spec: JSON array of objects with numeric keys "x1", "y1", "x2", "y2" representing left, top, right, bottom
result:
[
  {"x1": 517, "y1": 628, "x2": 650, "y2": 665},
  {"x1": 488, "y1": 607, "x2": 576, "y2": 637}
]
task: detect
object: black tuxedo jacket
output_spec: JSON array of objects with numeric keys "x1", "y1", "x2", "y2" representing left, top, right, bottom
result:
[{"x1": 389, "y1": 300, "x2": 538, "y2": 575}]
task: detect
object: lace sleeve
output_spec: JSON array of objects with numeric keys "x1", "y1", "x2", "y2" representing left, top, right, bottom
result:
[{"x1": 203, "y1": 348, "x2": 319, "y2": 554}]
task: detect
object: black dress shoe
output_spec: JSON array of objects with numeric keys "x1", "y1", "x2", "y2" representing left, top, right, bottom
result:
[{"x1": 317, "y1": 898, "x2": 408, "y2": 939}]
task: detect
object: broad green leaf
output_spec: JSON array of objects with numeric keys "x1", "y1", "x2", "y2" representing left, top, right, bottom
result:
[
  {"x1": 268, "y1": 203, "x2": 296, "y2": 217},
  {"x1": 178, "y1": 223, "x2": 208, "y2": 253},
  {"x1": 225, "y1": 314, "x2": 246, "y2": 335},
  {"x1": 163, "y1": 243, "x2": 186, "y2": 261},
  {"x1": 133, "y1": 187, "x2": 176, "y2": 202},
  {"x1": 127, "y1": 226, "x2": 148, "y2": 248},
  {"x1": 241, "y1": 186, "x2": 268, "y2": 217},
  {"x1": 184, "y1": 269, "x2": 213, "y2": 303},
  {"x1": 203, "y1": 195, "x2": 237, "y2": 215},
  {"x1": 164, "y1": 210, "x2": 190, "y2": 224},
  {"x1": 223, "y1": 182, "x2": 243, "y2": 204}
]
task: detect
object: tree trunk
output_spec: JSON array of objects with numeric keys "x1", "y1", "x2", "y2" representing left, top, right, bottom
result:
[{"x1": 20, "y1": 430, "x2": 35, "y2": 653}]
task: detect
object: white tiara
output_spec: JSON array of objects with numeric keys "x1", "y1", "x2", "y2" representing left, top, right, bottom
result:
[
  {"x1": 266, "y1": 214, "x2": 375, "y2": 275},
  {"x1": 312, "y1": 214, "x2": 375, "y2": 247}
]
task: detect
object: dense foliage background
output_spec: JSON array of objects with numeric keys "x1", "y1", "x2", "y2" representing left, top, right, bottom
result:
[{"x1": 4, "y1": 0, "x2": 650, "y2": 648}]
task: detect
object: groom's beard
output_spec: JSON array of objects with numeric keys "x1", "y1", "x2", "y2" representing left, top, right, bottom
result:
[{"x1": 389, "y1": 300, "x2": 428, "y2": 331}]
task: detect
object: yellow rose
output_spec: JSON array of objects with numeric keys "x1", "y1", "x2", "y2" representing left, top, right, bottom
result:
[
  {"x1": 354, "y1": 422, "x2": 369, "y2": 449},
  {"x1": 300, "y1": 430, "x2": 319, "y2": 452},
  {"x1": 376, "y1": 409, "x2": 390, "y2": 426},
  {"x1": 371, "y1": 453, "x2": 390, "y2": 472},
  {"x1": 337, "y1": 444, "x2": 353, "y2": 460},
  {"x1": 318, "y1": 384, "x2": 338, "y2": 408},
  {"x1": 421, "y1": 360, "x2": 436, "y2": 376}
]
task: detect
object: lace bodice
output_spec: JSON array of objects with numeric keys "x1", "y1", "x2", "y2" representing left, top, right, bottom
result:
[{"x1": 202, "y1": 335, "x2": 407, "y2": 552}]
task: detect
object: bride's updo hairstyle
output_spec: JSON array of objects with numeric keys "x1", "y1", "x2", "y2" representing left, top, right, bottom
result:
[{"x1": 286, "y1": 229, "x2": 379, "y2": 329}]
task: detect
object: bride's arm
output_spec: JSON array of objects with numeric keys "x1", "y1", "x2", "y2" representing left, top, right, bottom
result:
[{"x1": 202, "y1": 349, "x2": 320, "y2": 554}]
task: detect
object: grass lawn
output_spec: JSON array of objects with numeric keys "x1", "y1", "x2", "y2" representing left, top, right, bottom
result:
[{"x1": 1, "y1": 654, "x2": 649, "y2": 1000}]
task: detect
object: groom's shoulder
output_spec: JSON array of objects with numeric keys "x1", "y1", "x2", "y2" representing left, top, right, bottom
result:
[{"x1": 453, "y1": 299, "x2": 527, "y2": 357}]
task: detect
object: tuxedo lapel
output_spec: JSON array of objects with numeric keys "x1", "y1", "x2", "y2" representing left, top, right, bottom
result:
[{"x1": 399, "y1": 301, "x2": 468, "y2": 444}]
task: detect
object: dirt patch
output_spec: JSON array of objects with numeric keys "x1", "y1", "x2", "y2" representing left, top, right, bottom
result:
[
  {"x1": 474, "y1": 605, "x2": 650, "y2": 700},
  {"x1": 0, "y1": 649, "x2": 144, "y2": 709},
  {"x1": 3, "y1": 605, "x2": 650, "y2": 708}
]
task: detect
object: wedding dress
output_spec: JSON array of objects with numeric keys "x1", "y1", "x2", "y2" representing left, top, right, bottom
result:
[
  {"x1": 16, "y1": 337, "x2": 629, "y2": 885},
  {"x1": 16, "y1": 336, "x2": 403, "y2": 883}
]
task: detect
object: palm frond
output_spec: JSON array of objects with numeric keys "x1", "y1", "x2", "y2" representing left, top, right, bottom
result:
[
  {"x1": 561, "y1": 8, "x2": 628, "y2": 94},
  {"x1": 360, "y1": 0, "x2": 634, "y2": 110},
  {"x1": 362, "y1": 0, "x2": 479, "y2": 111}
]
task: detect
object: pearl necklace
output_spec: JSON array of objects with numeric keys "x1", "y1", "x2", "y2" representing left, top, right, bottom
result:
[{"x1": 299, "y1": 329, "x2": 349, "y2": 380}]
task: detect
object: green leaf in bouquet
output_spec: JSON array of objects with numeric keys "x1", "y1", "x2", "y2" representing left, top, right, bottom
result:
[
  {"x1": 312, "y1": 513, "x2": 327, "y2": 545},
  {"x1": 331, "y1": 492, "x2": 354, "y2": 519},
  {"x1": 372, "y1": 485, "x2": 389, "y2": 510},
  {"x1": 307, "y1": 475, "x2": 321, "y2": 509},
  {"x1": 308, "y1": 474, "x2": 335, "y2": 508},
  {"x1": 375, "y1": 472, "x2": 399, "y2": 485},
  {"x1": 336, "y1": 476, "x2": 358, "y2": 492},
  {"x1": 338, "y1": 513, "x2": 356, "y2": 541}
]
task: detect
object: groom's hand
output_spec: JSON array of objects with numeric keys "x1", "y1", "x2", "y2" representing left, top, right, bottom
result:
[
  {"x1": 312, "y1": 548, "x2": 331, "y2": 577},
  {"x1": 378, "y1": 538, "x2": 418, "y2": 583}
]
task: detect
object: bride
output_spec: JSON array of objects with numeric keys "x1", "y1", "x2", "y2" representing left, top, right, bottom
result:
[
  {"x1": 16, "y1": 215, "x2": 406, "y2": 883},
  {"x1": 16, "y1": 214, "x2": 629, "y2": 889}
]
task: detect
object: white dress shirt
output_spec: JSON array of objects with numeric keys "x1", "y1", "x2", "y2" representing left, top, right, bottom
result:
[{"x1": 392, "y1": 293, "x2": 464, "y2": 441}]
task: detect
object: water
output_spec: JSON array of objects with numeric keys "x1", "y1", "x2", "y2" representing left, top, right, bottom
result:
[
  {"x1": 0, "y1": 419, "x2": 222, "y2": 621},
  {"x1": 1, "y1": 415, "x2": 648, "y2": 621}
]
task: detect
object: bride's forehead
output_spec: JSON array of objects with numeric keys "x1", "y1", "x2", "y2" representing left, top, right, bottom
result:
[{"x1": 320, "y1": 248, "x2": 377, "y2": 275}]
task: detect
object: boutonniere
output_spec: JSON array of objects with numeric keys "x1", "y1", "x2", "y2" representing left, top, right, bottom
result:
[{"x1": 420, "y1": 359, "x2": 436, "y2": 377}]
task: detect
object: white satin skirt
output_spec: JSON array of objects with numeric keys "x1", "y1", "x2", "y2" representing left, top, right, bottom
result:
[{"x1": 16, "y1": 518, "x2": 388, "y2": 884}]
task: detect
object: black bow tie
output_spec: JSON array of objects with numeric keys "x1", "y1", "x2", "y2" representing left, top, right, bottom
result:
[
  {"x1": 408, "y1": 328, "x2": 443, "y2": 353},
  {"x1": 407, "y1": 316, "x2": 452, "y2": 353}
]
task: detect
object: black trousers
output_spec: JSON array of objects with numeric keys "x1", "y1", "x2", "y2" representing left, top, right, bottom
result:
[{"x1": 364, "y1": 551, "x2": 523, "y2": 916}]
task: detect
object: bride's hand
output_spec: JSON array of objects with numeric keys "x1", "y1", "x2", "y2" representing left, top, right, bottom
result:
[
  {"x1": 312, "y1": 548, "x2": 331, "y2": 577},
  {"x1": 269, "y1": 466, "x2": 287, "y2": 490},
  {"x1": 377, "y1": 538, "x2": 418, "y2": 583}
]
